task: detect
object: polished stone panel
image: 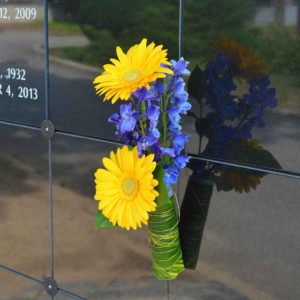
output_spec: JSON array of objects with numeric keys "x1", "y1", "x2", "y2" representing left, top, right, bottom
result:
[
  {"x1": 0, "y1": 126, "x2": 50, "y2": 283},
  {"x1": 0, "y1": 269, "x2": 49, "y2": 300}
]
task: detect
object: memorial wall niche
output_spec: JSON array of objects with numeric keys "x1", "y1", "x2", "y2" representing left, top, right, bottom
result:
[{"x1": 0, "y1": 0, "x2": 45, "y2": 126}]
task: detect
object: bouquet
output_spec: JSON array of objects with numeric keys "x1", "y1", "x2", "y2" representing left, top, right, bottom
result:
[{"x1": 93, "y1": 39, "x2": 191, "y2": 280}]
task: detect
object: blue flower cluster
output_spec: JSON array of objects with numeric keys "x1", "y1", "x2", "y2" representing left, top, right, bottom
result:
[
  {"x1": 108, "y1": 58, "x2": 192, "y2": 194},
  {"x1": 202, "y1": 52, "x2": 278, "y2": 160}
]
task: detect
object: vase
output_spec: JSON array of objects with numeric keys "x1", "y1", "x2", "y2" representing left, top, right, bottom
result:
[
  {"x1": 148, "y1": 166, "x2": 185, "y2": 280},
  {"x1": 178, "y1": 173, "x2": 214, "y2": 269}
]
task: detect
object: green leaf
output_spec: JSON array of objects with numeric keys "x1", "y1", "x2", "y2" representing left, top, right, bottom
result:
[
  {"x1": 187, "y1": 65, "x2": 206, "y2": 102},
  {"x1": 95, "y1": 210, "x2": 114, "y2": 229}
]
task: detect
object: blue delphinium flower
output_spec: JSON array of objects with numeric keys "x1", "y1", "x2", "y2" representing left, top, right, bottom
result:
[
  {"x1": 173, "y1": 134, "x2": 189, "y2": 155},
  {"x1": 163, "y1": 154, "x2": 190, "y2": 194},
  {"x1": 159, "y1": 58, "x2": 191, "y2": 194},
  {"x1": 136, "y1": 102, "x2": 161, "y2": 156},
  {"x1": 167, "y1": 77, "x2": 191, "y2": 136},
  {"x1": 133, "y1": 87, "x2": 148, "y2": 106},
  {"x1": 164, "y1": 166, "x2": 179, "y2": 187},
  {"x1": 168, "y1": 107, "x2": 181, "y2": 132},
  {"x1": 171, "y1": 57, "x2": 190, "y2": 76},
  {"x1": 172, "y1": 79, "x2": 191, "y2": 114},
  {"x1": 138, "y1": 133, "x2": 159, "y2": 156},
  {"x1": 108, "y1": 103, "x2": 138, "y2": 135},
  {"x1": 147, "y1": 104, "x2": 160, "y2": 131},
  {"x1": 174, "y1": 155, "x2": 190, "y2": 170},
  {"x1": 153, "y1": 81, "x2": 164, "y2": 97},
  {"x1": 151, "y1": 145, "x2": 175, "y2": 162}
]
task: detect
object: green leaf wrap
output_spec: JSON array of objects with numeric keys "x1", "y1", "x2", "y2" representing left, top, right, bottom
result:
[
  {"x1": 179, "y1": 175, "x2": 213, "y2": 269},
  {"x1": 149, "y1": 166, "x2": 185, "y2": 280}
]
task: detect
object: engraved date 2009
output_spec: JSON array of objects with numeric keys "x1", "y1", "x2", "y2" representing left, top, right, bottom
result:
[{"x1": 0, "y1": 6, "x2": 37, "y2": 21}]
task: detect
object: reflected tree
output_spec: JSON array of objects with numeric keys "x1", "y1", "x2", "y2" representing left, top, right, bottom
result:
[
  {"x1": 48, "y1": 0, "x2": 300, "y2": 79},
  {"x1": 183, "y1": 0, "x2": 256, "y2": 58},
  {"x1": 49, "y1": 0, "x2": 179, "y2": 61},
  {"x1": 49, "y1": 0, "x2": 81, "y2": 22}
]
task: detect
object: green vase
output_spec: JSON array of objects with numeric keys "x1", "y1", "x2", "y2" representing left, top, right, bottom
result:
[{"x1": 148, "y1": 166, "x2": 185, "y2": 280}]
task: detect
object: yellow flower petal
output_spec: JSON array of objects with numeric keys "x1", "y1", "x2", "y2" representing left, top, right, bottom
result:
[{"x1": 102, "y1": 157, "x2": 122, "y2": 176}]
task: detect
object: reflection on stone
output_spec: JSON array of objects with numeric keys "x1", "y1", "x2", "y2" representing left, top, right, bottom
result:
[
  {"x1": 0, "y1": 129, "x2": 50, "y2": 284},
  {"x1": 186, "y1": 38, "x2": 281, "y2": 173},
  {"x1": 182, "y1": 0, "x2": 299, "y2": 172}
]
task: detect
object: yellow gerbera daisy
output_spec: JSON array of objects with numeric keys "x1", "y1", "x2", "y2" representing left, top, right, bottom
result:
[
  {"x1": 93, "y1": 38, "x2": 174, "y2": 104},
  {"x1": 94, "y1": 146, "x2": 159, "y2": 230}
]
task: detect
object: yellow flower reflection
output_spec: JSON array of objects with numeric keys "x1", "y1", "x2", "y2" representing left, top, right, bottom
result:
[{"x1": 211, "y1": 37, "x2": 267, "y2": 80}]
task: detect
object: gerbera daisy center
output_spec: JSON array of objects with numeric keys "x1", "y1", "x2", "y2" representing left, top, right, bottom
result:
[
  {"x1": 121, "y1": 177, "x2": 138, "y2": 197},
  {"x1": 123, "y1": 69, "x2": 142, "y2": 82}
]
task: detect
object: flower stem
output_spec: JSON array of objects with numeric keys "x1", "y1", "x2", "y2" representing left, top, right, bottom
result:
[
  {"x1": 162, "y1": 110, "x2": 167, "y2": 146},
  {"x1": 161, "y1": 79, "x2": 169, "y2": 148}
]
